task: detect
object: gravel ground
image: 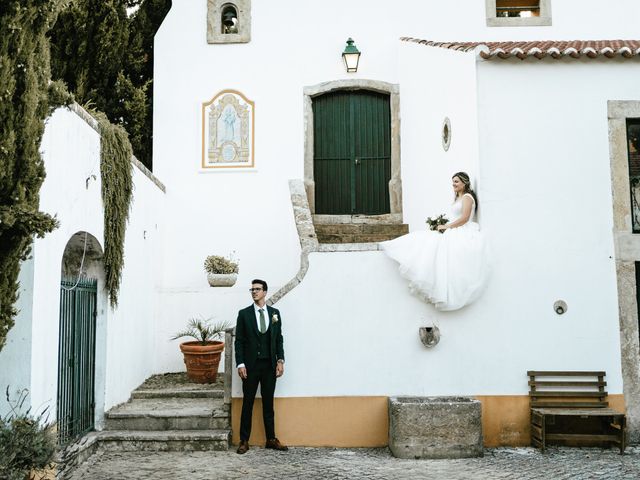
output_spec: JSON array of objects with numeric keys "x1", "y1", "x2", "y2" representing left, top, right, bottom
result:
[{"x1": 66, "y1": 445, "x2": 640, "y2": 480}]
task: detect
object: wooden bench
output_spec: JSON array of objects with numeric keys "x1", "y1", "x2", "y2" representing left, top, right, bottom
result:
[{"x1": 528, "y1": 371, "x2": 626, "y2": 453}]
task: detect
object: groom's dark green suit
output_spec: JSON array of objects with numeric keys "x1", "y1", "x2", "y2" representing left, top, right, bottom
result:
[
  {"x1": 235, "y1": 303, "x2": 284, "y2": 443},
  {"x1": 235, "y1": 304, "x2": 284, "y2": 371}
]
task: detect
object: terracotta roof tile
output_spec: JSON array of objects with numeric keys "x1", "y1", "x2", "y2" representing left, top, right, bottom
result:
[{"x1": 400, "y1": 38, "x2": 640, "y2": 60}]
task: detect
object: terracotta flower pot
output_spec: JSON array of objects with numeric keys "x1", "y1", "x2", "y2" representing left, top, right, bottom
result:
[{"x1": 179, "y1": 340, "x2": 224, "y2": 383}]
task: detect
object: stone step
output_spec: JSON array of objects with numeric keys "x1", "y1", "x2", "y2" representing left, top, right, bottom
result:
[
  {"x1": 132, "y1": 388, "x2": 223, "y2": 400},
  {"x1": 314, "y1": 223, "x2": 409, "y2": 235},
  {"x1": 96, "y1": 429, "x2": 230, "y2": 452},
  {"x1": 315, "y1": 223, "x2": 408, "y2": 244},
  {"x1": 316, "y1": 233, "x2": 402, "y2": 243},
  {"x1": 316, "y1": 232, "x2": 407, "y2": 244},
  {"x1": 104, "y1": 398, "x2": 229, "y2": 431}
]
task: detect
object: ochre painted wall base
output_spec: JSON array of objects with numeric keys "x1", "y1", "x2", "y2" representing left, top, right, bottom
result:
[
  {"x1": 231, "y1": 394, "x2": 626, "y2": 447},
  {"x1": 231, "y1": 396, "x2": 388, "y2": 447}
]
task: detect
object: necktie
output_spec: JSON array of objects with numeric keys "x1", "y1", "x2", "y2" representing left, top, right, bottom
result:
[{"x1": 259, "y1": 308, "x2": 266, "y2": 333}]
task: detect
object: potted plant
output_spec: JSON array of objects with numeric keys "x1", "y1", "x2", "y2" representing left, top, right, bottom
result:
[
  {"x1": 204, "y1": 254, "x2": 239, "y2": 287},
  {"x1": 172, "y1": 318, "x2": 231, "y2": 383}
]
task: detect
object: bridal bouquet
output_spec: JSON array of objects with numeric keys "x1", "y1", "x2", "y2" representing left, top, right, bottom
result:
[{"x1": 426, "y1": 214, "x2": 449, "y2": 233}]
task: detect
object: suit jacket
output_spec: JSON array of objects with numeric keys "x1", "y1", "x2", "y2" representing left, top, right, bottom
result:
[{"x1": 235, "y1": 304, "x2": 285, "y2": 371}]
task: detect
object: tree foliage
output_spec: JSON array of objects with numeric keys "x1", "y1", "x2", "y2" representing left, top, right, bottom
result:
[
  {"x1": 0, "y1": 1, "x2": 61, "y2": 352},
  {"x1": 49, "y1": 0, "x2": 171, "y2": 170}
]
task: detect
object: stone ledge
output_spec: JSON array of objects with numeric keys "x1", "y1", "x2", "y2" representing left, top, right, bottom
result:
[
  {"x1": 57, "y1": 431, "x2": 101, "y2": 478},
  {"x1": 97, "y1": 429, "x2": 230, "y2": 442},
  {"x1": 269, "y1": 180, "x2": 394, "y2": 304},
  {"x1": 318, "y1": 243, "x2": 382, "y2": 252},
  {"x1": 314, "y1": 213, "x2": 403, "y2": 225}
]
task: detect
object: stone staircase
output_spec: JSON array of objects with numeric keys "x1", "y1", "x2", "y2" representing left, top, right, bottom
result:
[
  {"x1": 98, "y1": 373, "x2": 230, "y2": 452},
  {"x1": 315, "y1": 223, "x2": 408, "y2": 244}
]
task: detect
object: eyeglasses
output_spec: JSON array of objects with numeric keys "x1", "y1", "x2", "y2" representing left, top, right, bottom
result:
[{"x1": 249, "y1": 288, "x2": 263, "y2": 292}]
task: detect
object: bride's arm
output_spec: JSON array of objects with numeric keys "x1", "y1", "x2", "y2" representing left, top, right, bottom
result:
[{"x1": 437, "y1": 195, "x2": 473, "y2": 231}]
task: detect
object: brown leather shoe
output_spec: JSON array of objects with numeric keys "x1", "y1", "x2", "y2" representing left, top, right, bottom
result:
[
  {"x1": 236, "y1": 440, "x2": 249, "y2": 454},
  {"x1": 265, "y1": 438, "x2": 288, "y2": 451}
]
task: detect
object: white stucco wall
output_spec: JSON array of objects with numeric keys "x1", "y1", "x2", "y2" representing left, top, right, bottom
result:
[
  {"x1": 473, "y1": 57, "x2": 640, "y2": 391},
  {"x1": 0, "y1": 258, "x2": 34, "y2": 417},
  {"x1": 155, "y1": 0, "x2": 640, "y2": 385},
  {"x1": 398, "y1": 41, "x2": 481, "y2": 231},
  {"x1": 230, "y1": 54, "x2": 634, "y2": 398},
  {"x1": 0, "y1": 107, "x2": 166, "y2": 420}
]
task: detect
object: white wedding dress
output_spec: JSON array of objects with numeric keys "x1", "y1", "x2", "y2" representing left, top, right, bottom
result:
[{"x1": 381, "y1": 193, "x2": 489, "y2": 311}]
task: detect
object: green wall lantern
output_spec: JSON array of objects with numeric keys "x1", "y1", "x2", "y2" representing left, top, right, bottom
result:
[{"x1": 342, "y1": 38, "x2": 361, "y2": 73}]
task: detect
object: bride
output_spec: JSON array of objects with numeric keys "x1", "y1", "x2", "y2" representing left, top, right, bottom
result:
[{"x1": 381, "y1": 172, "x2": 489, "y2": 311}]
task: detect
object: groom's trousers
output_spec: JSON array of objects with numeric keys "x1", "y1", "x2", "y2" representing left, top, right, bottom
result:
[{"x1": 240, "y1": 358, "x2": 277, "y2": 441}]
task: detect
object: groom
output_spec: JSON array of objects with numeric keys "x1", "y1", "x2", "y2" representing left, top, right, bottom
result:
[{"x1": 235, "y1": 279, "x2": 287, "y2": 454}]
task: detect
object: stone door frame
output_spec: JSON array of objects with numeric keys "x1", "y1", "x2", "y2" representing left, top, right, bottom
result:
[
  {"x1": 303, "y1": 79, "x2": 402, "y2": 218},
  {"x1": 608, "y1": 100, "x2": 640, "y2": 443}
]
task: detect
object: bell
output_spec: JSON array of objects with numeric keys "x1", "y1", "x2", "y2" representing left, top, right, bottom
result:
[{"x1": 222, "y1": 10, "x2": 238, "y2": 34}]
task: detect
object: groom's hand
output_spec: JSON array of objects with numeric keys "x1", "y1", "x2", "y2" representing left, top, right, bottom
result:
[
  {"x1": 238, "y1": 367, "x2": 247, "y2": 379},
  {"x1": 275, "y1": 362, "x2": 284, "y2": 378}
]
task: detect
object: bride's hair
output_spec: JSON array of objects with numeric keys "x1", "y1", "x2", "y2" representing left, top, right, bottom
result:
[{"x1": 452, "y1": 172, "x2": 478, "y2": 208}]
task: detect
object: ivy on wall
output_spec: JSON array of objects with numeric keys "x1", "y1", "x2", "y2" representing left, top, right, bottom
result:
[
  {"x1": 0, "y1": 1, "x2": 62, "y2": 351},
  {"x1": 94, "y1": 112, "x2": 133, "y2": 308}
]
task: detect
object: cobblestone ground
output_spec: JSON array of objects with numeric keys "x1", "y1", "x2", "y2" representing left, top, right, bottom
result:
[{"x1": 67, "y1": 446, "x2": 640, "y2": 480}]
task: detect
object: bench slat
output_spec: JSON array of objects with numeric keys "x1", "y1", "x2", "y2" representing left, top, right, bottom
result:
[
  {"x1": 545, "y1": 433, "x2": 621, "y2": 442},
  {"x1": 527, "y1": 371, "x2": 605, "y2": 377},
  {"x1": 531, "y1": 401, "x2": 609, "y2": 408},
  {"x1": 530, "y1": 391, "x2": 606, "y2": 397},
  {"x1": 529, "y1": 381, "x2": 606, "y2": 387},
  {"x1": 531, "y1": 407, "x2": 621, "y2": 415}
]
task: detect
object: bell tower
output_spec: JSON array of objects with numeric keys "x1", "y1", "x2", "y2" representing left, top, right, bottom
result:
[{"x1": 207, "y1": 0, "x2": 251, "y2": 44}]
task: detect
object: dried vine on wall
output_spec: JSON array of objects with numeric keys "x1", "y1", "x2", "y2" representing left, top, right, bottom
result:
[{"x1": 94, "y1": 112, "x2": 133, "y2": 308}]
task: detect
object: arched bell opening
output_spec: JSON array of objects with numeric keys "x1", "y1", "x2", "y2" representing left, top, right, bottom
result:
[{"x1": 221, "y1": 4, "x2": 239, "y2": 34}]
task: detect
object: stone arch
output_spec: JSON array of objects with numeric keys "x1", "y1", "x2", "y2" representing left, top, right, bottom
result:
[
  {"x1": 303, "y1": 79, "x2": 402, "y2": 217},
  {"x1": 221, "y1": 3, "x2": 239, "y2": 34},
  {"x1": 61, "y1": 231, "x2": 104, "y2": 280}
]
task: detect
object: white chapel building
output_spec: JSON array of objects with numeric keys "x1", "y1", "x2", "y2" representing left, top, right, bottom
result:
[{"x1": 2, "y1": 0, "x2": 640, "y2": 448}]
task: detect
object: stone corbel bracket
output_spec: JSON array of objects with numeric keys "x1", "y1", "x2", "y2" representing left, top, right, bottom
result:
[{"x1": 267, "y1": 179, "x2": 319, "y2": 305}]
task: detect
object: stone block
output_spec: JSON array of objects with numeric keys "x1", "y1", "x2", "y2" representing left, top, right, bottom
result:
[{"x1": 388, "y1": 396, "x2": 483, "y2": 459}]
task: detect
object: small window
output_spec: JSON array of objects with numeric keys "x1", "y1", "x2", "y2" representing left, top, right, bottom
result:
[
  {"x1": 627, "y1": 119, "x2": 640, "y2": 233},
  {"x1": 496, "y1": 0, "x2": 540, "y2": 18},
  {"x1": 486, "y1": 0, "x2": 551, "y2": 26}
]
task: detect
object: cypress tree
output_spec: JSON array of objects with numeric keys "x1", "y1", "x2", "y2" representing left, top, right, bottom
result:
[
  {"x1": 49, "y1": 0, "x2": 171, "y2": 170},
  {"x1": 125, "y1": 0, "x2": 172, "y2": 169},
  {"x1": 0, "y1": 1, "x2": 61, "y2": 351}
]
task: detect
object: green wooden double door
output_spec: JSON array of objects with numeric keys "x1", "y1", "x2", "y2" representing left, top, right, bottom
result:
[{"x1": 313, "y1": 90, "x2": 391, "y2": 215}]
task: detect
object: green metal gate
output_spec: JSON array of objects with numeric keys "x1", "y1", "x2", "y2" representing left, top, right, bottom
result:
[
  {"x1": 57, "y1": 277, "x2": 97, "y2": 445},
  {"x1": 313, "y1": 90, "x2": 391, "y2": 215}
]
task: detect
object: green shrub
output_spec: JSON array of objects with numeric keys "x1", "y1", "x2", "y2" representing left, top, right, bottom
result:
[{"x1": 0, "y1": 388, "x2": 56, "y2": 480}]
